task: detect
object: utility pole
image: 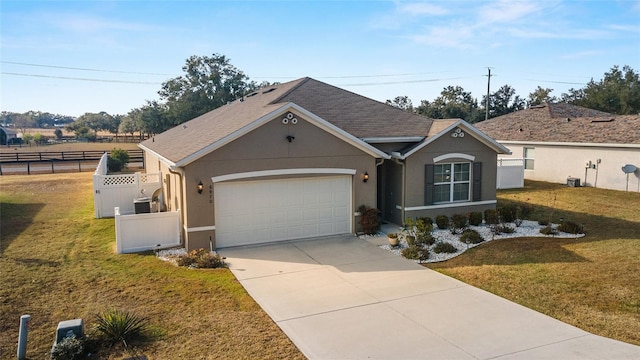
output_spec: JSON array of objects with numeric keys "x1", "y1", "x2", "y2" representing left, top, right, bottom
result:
[{"x1": 485, "y1": 67, "x2": 492, "y2": 121}]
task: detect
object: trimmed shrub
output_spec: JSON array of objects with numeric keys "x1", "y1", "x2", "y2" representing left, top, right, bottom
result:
[
  {"x1": 401, "y1": 245, "x2": 430, "y2": 261},
  {"x1": 51, "y1": 335, "x2": 85, "y2": 360},
  {"x1": 433, "y1": 241, "x2": 458, "y2": 254},
  {"x1": 498, "y1": 205, "x2": 517, "y2": 223},
  {"x1": 176, "y1": 248, "x2": 226, "y2": 268},
  {"x1": 417, "y1": 217, "x2": 433, "y2": 226},
  {"x1": 468, "y1": 212, "x2": 483, "y2": 226},
  {"x1": 491, "y1": 224, "x2": 515, "y2": 235},
  {"x1": 358, "y1": 205, "x2": 381, "y2": 235},
  {"x1": 558, "y1": 221, "x2": 583, "y2": 234},
  {"x1": 405, "y1": 235, "x2": 416, "y2": 247},
  {"x1": 538, "y1": 218, "x2": 550, "y2": 226},
  {"x1": 450, "y1": 213, "x2": 468, "y2": 234},
  {"x1": 435, "y1": 215, "x2": 449, "y2": 230},
  {"x1": 540, "y1": 225, "x2": 558, "y2": 236},
  {"x1": 416, "y1": 233, "x2": 435, "y2": 246},
  {"x1": 484, "y1": 209, "x2": 500, "y2": 225},
  {"x1": 460, "y1": 229, "x2": 484, "y2": 244}
]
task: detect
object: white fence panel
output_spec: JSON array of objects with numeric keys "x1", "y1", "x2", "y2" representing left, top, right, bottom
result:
[
  {"x1": 497, "y1": 158, "x2": 525, "y2": 189},
  {"x1": 115, "y1": 207, "x2": 181, "y2": 254},
  {"x1": 93, "y1": 171, "x2": 162, "y2": 218}
]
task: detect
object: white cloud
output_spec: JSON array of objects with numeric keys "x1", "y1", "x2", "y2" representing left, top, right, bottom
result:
[{"x1": 477, "y1": 0, "x2": 544, "y2": 25}]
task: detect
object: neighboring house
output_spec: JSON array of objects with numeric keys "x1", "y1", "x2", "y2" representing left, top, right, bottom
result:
[
  {"x1": 475, "y1": 102, "x2": 640, "y2": 192},
  {"x1": 0, "y1": 126, "x2": 18, "y2": 145},
  {"x1": 139, "y1": 77, "x2": 510, "y2": 250}
]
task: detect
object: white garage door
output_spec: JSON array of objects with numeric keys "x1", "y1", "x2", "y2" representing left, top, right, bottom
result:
[{"x1": 214, "y1": 175, "x2": 352, "y2": 247}]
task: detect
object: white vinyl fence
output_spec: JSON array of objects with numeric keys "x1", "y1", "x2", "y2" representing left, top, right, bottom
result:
[
  {"x1": 497, "y1": 158, "x2": 525, "y2": 189},
  {"x1": 93, "y1": 154, "x2": 162, "y2": 218},
  {"x1": 114, "y1": 207, "x2": 181, "y2": 254}
]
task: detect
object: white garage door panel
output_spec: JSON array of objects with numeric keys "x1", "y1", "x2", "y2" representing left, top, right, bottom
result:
[{"x1": 215, "y1": 175, "x2": 352, "y2": 247}]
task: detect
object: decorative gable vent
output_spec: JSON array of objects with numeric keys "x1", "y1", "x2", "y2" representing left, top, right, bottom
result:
[
  {"x1": 451, "y1": 128, "x2": 465, "y2": 138},
  {"x1": 282, "y1": 112, "x2": 298, "y2": 125}
]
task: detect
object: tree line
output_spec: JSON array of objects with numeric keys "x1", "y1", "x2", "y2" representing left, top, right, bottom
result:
[
  {"x1": 386, "y1": 65, "x2": 639, "y2": 122},
  {"x1": 3, "y1": 54, "x2": 638, "y2": 141}
]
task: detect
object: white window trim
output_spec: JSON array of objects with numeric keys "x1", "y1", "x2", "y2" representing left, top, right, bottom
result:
[
  {"x1": 523, "y1": 147, "x2": 535, "y2": 170},
  {"x1": 433, "y1": 162, "x2": 471, "y2": 203}
]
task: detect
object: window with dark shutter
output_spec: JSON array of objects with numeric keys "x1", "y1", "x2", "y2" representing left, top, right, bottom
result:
[
  {"x1": 473, "y1": 162, "x2": 482, "y2": 201},
  {"x1": 425, "y1": 164, "x2": 434, "y2": 205}
]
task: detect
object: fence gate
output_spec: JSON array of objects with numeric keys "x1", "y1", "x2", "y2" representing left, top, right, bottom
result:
[{"x1": 497, "y1": 158, "x2": 525, "y2": 189}]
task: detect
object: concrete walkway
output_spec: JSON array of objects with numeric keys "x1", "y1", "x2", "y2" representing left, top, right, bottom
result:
[{"x1": 219, "y1": 235, "x2": 640, "y2": 359}]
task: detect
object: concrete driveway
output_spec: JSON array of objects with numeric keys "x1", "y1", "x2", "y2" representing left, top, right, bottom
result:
[{"x1": 219, "y1": 235, "x2": 640, "y2": 359}]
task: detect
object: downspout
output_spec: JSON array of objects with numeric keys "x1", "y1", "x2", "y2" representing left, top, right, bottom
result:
[
  {"x1": 168, "y1": 165, "x2": 186, "y2": 244},
  {"x1": 391, "y1": 152, "x2": 406, "y2": 225}
]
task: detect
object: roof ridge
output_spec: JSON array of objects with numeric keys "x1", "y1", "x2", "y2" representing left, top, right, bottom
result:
[{"x1": 270, "y1": 77, "x2": 311, "y2": 105}]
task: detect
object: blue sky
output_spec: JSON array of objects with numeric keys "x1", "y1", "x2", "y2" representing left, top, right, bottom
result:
[{"x1": 1, "y1": 0, "x2": 639, "y2": 117}]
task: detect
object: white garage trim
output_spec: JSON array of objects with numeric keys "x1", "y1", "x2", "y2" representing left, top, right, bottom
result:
[
  {"x1": 211, "y1": 168, "x2": 356, "y2": 183},
  {"x1": 214, "y1": 175, "x2": 352, "y2": 248}
]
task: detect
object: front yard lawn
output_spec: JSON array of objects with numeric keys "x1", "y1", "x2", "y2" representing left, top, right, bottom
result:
[
  {"x1": 427, "y1": 180, "x2": 640, "y2": 346},
  {"x1": 0, "y1": 173, "x2": 304, "y2": 359}
]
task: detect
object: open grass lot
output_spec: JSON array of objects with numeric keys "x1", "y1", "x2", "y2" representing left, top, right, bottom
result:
[
  {"x1": 0, "y1": 173, "x2": 304, "y2": 359},
  {"x1": 427, "y1": 180, "x2": 640, "y2": 346},
  {"x1": 0, "y1": 141, "x2": 140, "y2": 154}
]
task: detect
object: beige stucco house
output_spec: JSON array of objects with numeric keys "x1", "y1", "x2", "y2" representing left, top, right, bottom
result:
[
  {"x1": 475, "y1": 103, "x2": 640, "y2": 192},
  {"x1": 139, "y1": 77, "x2": 510, "y2": 250}
]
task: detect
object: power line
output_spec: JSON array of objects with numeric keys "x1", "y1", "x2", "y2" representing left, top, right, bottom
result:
[
  {"x1": 336, "y1": 76, "x2": 473, "y2": 87},
  {"x1": 1, "y1": 61, "x2": 176, "y2": 76},
  {"x1": 2, "y1": 72, "x2": 162, "y2": 85}
]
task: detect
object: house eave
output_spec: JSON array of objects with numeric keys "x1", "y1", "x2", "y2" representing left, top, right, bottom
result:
[
  {"x1": 362, "y1": 136, "x2": 425, "y2": 144},
  {"x1": 173, "y1": 102, "x2": 390, "y2": 167},
  {"x1": 138, "y1": 143, "x2": 177, "y2": 168},
  {"x1": 498, "y1": 140, "x2": 640, "y2": 149}
]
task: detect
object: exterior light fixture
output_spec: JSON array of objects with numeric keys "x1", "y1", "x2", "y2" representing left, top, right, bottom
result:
[
  {"x1": 363, "y1": 171, "x2": 369, "y2": 183},
  {"x1": 197, "y1": 181, "x2": 204, "y2": 194}
]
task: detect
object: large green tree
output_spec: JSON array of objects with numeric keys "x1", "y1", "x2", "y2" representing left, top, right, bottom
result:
[
  {"x1": 385, "y1": 96, "x2": 414, "y2": 112},
  {"x1": 158, "y1": 54, "x2": 256, "y2": 125},
  {"x1": 482, "y1": 84, "x2": 525, "y2": 119},
  {"x1": 66, "y1": 112, "x2": 114, "y2": 140},
  {"x1": 527, "y1": 86, "x2": 557, "y2": 107},
  {"x1": 417, "y1": 86, "x2": 483, "y2": 122},
  {"x1": 561, "y1": 65, "x2": 639, "y2": 114}
]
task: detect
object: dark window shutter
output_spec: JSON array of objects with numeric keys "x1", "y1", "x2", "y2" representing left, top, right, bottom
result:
[
  {"x1": 473, "y1": 162, "x2": 482, "y2": 201},
  {"x1": 425, "y1": 164, "x2": 434, "y2": 205}
]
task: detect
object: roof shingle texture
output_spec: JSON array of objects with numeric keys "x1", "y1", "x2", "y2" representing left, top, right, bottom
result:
[
  {"x1": 141, "y1": 77, "x2": 435, "y2": 163},
  {"x1": 474, "y1": 103, "x2": 640, "y2": 145}
]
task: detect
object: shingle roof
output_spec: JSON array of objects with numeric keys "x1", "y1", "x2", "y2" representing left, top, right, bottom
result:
[
  {"x1": 140, "y1": 77, "x2": 435, "y2": 164},
  {"x1": 474, "y1": 103, "x2": 640, "y2": 144}
]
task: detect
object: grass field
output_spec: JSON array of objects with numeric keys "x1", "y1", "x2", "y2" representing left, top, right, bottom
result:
[
  {"x1": 0, "y1": 173, "x2": 305, "y2": 359},
  {"x1": 0, "y1": 141, "x2": 140, "y2": 154},
  {"x1": 427, "y1": 180, "x2": 640, "y2": 346}
]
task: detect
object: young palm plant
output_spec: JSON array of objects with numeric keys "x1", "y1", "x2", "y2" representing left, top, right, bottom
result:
[{"x1": 94, "y1": 309, "x2": 147, "y2": 348}]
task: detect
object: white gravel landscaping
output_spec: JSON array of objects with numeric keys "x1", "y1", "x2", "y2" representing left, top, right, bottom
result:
[{"x1": 367, "y1": 220, "x2": 585, "y2": 263}]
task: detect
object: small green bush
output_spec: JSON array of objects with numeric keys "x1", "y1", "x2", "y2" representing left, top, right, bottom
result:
[
  {"x1": 94, "y1": 309, "x2": 146, "y2": 347},
  {"x1": 405, "y1": 235, "x2": 416, "y2": 247},
  {"x1": 540, "y1": 225, "x2": 558, "y2": 236},
  {"x1": 491, "y1": 224, "x2": 515, "y2": 235},
  {"x1": 484, "y1": 209, "x2": 500, "y2": 225},
  {"x1": 433, "y1": 241, "x2": 458, "y2": 254},
  {"x1": 558, "y1": 221, "x2": 583, "y2": 234},
  {"x1": 498, "y1": 205, "x2": 518, "y2": 223},
  {"x1": 468, "y1": 212, "x2": 483, "y2": 226},
  {"x1": 401, "y1": 245, "x2": 429, "y2": 261},
  {"x1": 450, "y1": 213, "x2": 468, "y2": 234},
  {"x1": 435, "y1": 215, "x2": 449, "y2": 230},
  {"x1": 460, "y1": 229, "x2": 484, "y2": 244},
  {"x1": 176, "y1": 248, "x2": 226, "y2": 268},
  {"x1": 417, "y1": 217, "x2": 433, "y2": 226},
  {"x1": 51, "y1": 335, "x2": 85, "y2": 360},
  {"x1": 416, "y1": 233, "x2": 435, "y2": 246}
]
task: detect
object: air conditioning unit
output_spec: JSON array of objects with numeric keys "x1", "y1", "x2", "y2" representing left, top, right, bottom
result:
[
  {"x1": 567, "y1": 177, "x2": 581, "y2": 187},
  {"x1": 134, "y1": 197, "x2": 151, "y2": 214}
]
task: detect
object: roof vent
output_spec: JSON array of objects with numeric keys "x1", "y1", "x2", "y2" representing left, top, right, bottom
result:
[
  {"x1": 530, "y1": 104, "x2": 546, "y2": 109},
  {"x1": 591, "y1": 118, "x2": 615, "y2": 123},
  {"x1": 566, "y1": 118, "x2": 571, "y2": 122},
  {"x1": 262, "y1": 88, "x2": 276, "y2": 94},
  {"x1": 247, "y1": 92, "x2": 258, "y2": 97}
]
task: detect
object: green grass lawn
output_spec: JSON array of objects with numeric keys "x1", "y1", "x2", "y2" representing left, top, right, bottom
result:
[
  {"x1": 0, "y1": 173, "x2": 304, "y2": 359},
  {"x1": 427, "y1": 180, "x2": 640, "y2": 346}
]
